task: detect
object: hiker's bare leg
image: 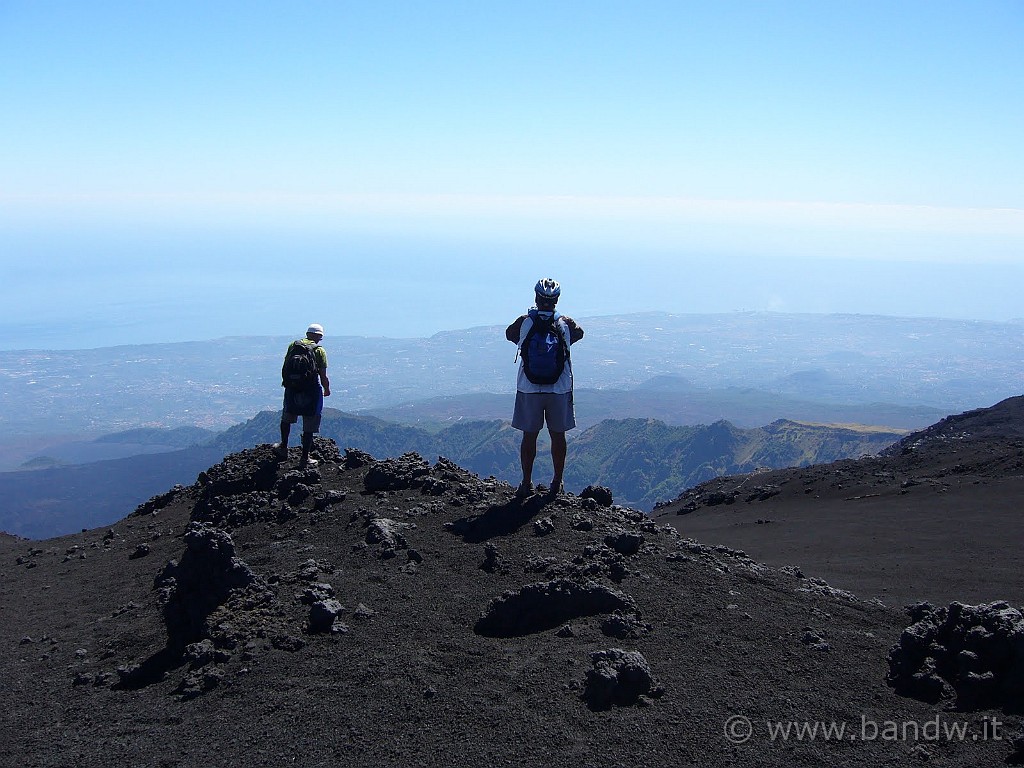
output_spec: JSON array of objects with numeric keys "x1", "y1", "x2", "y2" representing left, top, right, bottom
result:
[
  {"x1": 520, "y1": 431, "x2": 539, "y2": 485},
  {"x1": 300, "y1": 431, "x2": 314, "y2": 463},
  {"x1": 549, "y1": 430, "x2": 566, "y2": 489},
  {"x1": 280, "y1": 422, "x2": 290, "y2": 447}
]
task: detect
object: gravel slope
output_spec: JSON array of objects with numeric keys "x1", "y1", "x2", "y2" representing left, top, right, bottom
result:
[{"x1": 3, "y1": 423, "x2": 1022, "y2": 766}]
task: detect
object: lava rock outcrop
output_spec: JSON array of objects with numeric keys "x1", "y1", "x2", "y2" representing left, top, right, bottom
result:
[
  {"x1": 887, "y1": 600, "x2": 1024, "y2": 710},
  {"x1": 474, "y1": 578, "x2": 639, "y2": 637}
]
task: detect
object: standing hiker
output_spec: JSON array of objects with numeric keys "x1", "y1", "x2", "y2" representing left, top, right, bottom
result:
[
  {"x1": 505, "y1": 278, "x2": 584, "y2": 498},
  {"x1": 276, "y1": 323, "x2": 331, "y2": 467}
]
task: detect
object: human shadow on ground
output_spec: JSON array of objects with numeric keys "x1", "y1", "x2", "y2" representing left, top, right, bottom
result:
[{"x1": 446, "y1": 493, "x2": 554, "y2": 543}]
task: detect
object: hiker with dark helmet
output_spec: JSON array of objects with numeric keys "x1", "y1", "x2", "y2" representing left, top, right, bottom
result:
[
  {"x1": 505, "y1": 278, "x2": 584, "y2": 498},
  {"x1": 275, "y1": 323, "x2": 331, "y2": 467}
]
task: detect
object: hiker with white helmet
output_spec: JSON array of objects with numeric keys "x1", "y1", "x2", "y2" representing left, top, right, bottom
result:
[
  {"x1": 275, "y1": 323, "x2": 331, "y2": 467},
  {"x1": 505, "y1": 278, "x2": 584, "y2": 498}
]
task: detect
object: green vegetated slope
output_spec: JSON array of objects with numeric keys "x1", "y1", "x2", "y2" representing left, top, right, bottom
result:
[
  {"x1": 218, "y1": 409, "x2": 901, "y2": 510},
  {"x1": 564, "y1": 418, "x2": 902, "y2": 509},
  {"x1": 1, "y1": 408, "x2": 903, "y2": 538}
]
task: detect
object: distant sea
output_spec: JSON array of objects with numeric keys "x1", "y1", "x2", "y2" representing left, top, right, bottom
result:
[{"x1": 4, "y1": 225, "x2": 1022, "y2": 351}]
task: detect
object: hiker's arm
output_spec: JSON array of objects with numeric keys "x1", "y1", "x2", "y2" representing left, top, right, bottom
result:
[
  {"x1": 563, "y1": 316, "x2": 584, "y2": 344},
  {"x1": 315, "y1": 347, "x2": 330, "y2": 396},
  {"x1": 505, "y1": 316, "x2": 526, "y2": 343}
]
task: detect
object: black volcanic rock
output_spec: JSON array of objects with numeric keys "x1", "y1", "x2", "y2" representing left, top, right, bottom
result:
[
  {"x1": 364, "y1": 452, "x2": 431, "y2": 492},
  {"x1": 1, "y1": 434, "x2": 1019, "y2": 766},
  {"x1": 888, "y1": 600, "x2": 1024, "y2": 711},
  {"x1": 155, "y1": 522, "x2": 269, "y2": 654},
  {"x1": 584, "y1": 648, "x2": 661, "y2": 710},
  {"x1": 580, "y1": 484, "x2": 614, "y2": 507},
  {"x1": 474, "y1": 578, "x2": 638, "y2": 638}
]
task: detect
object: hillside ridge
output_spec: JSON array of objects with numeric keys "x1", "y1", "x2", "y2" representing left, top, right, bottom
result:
[{"x1": 654, "y1": 396, "x2": 1024, "y2": 607}]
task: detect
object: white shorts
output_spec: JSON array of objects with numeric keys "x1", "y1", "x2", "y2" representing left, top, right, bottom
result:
[{"x1": 511, "y1": 391, "x2": 576, "y2": 433}]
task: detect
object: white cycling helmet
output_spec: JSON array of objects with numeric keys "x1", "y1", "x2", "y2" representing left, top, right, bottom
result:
[
  {"x1": 534, "y1": 278, "x2": 561, "y2": 301},
  {"x1": 306, "y1": 323, "x2": 324, "y2": 337}
]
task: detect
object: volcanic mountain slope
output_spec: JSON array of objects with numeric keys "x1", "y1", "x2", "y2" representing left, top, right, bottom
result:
[
  {"x1": 3, "y1": 440, "x2": 1023, "y2": 766},
  {"x1": 654, "y1": 396, "x2": 1024, "y2": 609}
]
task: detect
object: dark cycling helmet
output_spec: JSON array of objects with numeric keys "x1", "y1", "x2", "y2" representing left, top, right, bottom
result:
[{"x1": 534, "y1": 278, "x2": 561, "y2": 300}]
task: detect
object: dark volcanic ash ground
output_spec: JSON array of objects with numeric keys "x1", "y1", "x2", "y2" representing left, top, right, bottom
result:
[
  {"x1": 2, "y1": 427, "x2": 1023, "y2": 767},
  {"x1": 655, "y1": 395, "x2": 1024, "y2": 609}
]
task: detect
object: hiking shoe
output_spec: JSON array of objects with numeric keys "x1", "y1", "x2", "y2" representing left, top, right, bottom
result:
[
  {"x1": 545, "y1": 481, "x2": 565, "y2": 498},
  {"x1": 514, "y1": 481, "x2": 534, "y2": 498},
  {"x1": 273, "y1": 443, "x2": 288, "y2": 459},
  {"x1": 300, "y1": 456, "x2": 318, "y2": 467}
]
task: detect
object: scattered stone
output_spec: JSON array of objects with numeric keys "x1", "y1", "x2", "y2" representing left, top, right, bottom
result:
[
  {"x1": 178, "y1": 666, "x2": 225, "y2": 700},
  {"x1": 271, "y1": 635, "x2": 306, "y2": 652},
  {"x1": 604, "y1": 531, "x2": 644, "y2": 556},
  {"x1": 343, "y1": 448, "x2": 375, "y2": 469},
  {"x1": 364, "y1": 453, "x2": 430, "y2": 492},
  {"x1": 129, "y1": 544, "x2": 150, "y2": 560},
  {"x1": 315, "y1": 490, "x2": 347, "y2": 510},
  {"x1": 533, "y1": 517, "x2": 556, "y2": 536},
  {"x1": 308, "y1": 599, "x2": 347, "y2": 634},
  {"x1": 300, "y1": 583, "x2": 335, "y2": 604},
  {"x1": 583, "y1": 649, "x2": 661, "y2": 710},
  {"x1": 601, "y1": 612, "x2": 651, "y2": 639},
  {"x1": 570, "y1": 515, "x2": 594, "y2": 531},
  {"x1": 580, "y1": 485, "x2": 614, "y2": 507},
  {"x1": 365, "y1": 518, "x2": 412, "y2": 556},
  {"x1": 525, "y1": 555, "x2": 559, "y2": 574},
  {"x1": 295, "y1": 559, "x2": 329, "y2": 582},
  {"x1": 353, "y1": 603, "x2": 375, "y2": 620},
  {"x1": 480, "y1": 544, "x2": 500, "y2": 573},
  {"x1": 797, "y1": 577, "x2": 858, "y2": 602},
  {"x1": 801, "y1": 628, "x2": 831, "y2": 652},
  {"x1": 91, "y1": 672, "x2": 116, "y2": 688},
  {"x1": 183, "y1": 639, "x2": 231, "y2": 667},
  {"x1": 556, "y1": 624, "x2": 575, "y2": 638}
]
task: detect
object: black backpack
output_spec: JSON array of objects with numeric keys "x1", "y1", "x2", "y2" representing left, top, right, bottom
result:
[
  {"x1": 521, "y1": 311, "x2": 569, "y2": 385},
  {"x1": 281, "y1": 340, "x2": 319, "y2": 390}
]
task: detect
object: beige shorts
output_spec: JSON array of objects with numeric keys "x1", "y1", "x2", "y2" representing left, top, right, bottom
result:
[{"x1": 512, "y1": 391, "x2": 576, "y2": 433}]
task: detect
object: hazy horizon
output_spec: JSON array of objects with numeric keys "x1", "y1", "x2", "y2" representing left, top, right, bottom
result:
[{"x1": 3, "y1": 2, "x2": 1021, "y2": 350}]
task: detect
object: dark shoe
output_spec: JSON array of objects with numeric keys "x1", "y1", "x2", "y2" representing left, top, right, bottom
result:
[
  {"x1": 514, "y1": 481, "x2": 534, "y2": 498},
  {"x1": 300, "y1": 456, "x2": 318, "y2": 467},
  {"x1": 545, "y1": 481, "x2": 564, "y2": 498},
  {"x1": 273, "y1": 443, "x2": 288, "y2": 459}
]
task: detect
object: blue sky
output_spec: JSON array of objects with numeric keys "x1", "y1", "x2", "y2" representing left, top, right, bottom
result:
[{"x1": 1, "y1": 1, "x2": 1022, "y2": 348}]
